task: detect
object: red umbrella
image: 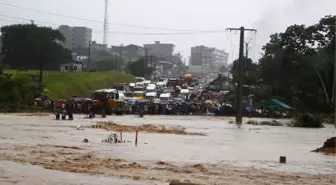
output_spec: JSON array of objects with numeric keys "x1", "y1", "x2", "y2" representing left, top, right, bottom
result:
[
  {"x1": 35, "y1": 98, "x2": 41, "y2": 101},
  {"x1": 93, "y1": 100, "x2": 99, "y2": 104}
]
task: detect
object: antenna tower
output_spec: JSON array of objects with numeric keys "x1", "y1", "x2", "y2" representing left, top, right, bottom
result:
[{"x1": 103, "y1": 0, "x2": 109, "y2": 46}]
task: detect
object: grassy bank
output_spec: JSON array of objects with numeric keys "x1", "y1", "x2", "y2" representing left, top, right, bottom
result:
[{"x1": 6, "y1": 70, "x2": 135, "y2": 100}]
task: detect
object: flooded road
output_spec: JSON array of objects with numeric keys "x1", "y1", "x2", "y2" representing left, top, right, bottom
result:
[{"x1": 0, "y1": 114, "x2": 335, "y2": 185}]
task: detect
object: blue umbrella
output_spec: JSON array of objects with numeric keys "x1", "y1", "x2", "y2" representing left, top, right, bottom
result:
[
  {"x1": 160, "y1": 100, "x2": 168, "y2": 104},
  {"x1": 127, "y1": 99, "x2": 136, "y2": 104},
  {"x1": 187, "y1": 100, "x2": 194, "y2": 105},
  {"x1": 245, "y1": 106, "x2": 253, "y2": 112},
  {"x1": 136, "y1": 99, "x2": 149, "y2": 105}
]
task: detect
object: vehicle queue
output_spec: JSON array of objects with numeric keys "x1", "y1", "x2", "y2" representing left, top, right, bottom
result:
[{"x1": 46, "y1": 74, "x2": 224, "y2": 120}]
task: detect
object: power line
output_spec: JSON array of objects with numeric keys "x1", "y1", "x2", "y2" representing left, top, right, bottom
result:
[
  {"x1": 0, "y1": 1, "x2": 224, "y2": 32},
  {"x1": 0, "y1": 17, "x2": 24, "y2": 24},
  {"x1": 0, "y1": 14, "x2": 59, "y2": 26},
  {"x1": 0, "y1": 13, "x2": 228, "y2": 36}
]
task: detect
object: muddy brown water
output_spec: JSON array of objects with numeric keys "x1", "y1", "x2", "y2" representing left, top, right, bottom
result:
[{"x1": 0, "y1": 114, "x2": 335, "y2": 185}]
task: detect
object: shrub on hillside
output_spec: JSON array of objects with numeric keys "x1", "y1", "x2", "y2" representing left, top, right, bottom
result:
[{"x1": 290, "y1": 113, "x2": 324, "y2": 128}]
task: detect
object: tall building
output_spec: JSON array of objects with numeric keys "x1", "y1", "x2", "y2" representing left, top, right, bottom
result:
[
  {"x1": 111, "y1": 44, "x2": 145, "y2": 63},
  {"x1": 144, "y1": 41, "x2": 174, "y2": 58},
  {"x1": 58, "y1": 25, "x2": 92, "y2": 50},
  {"x1": 189, "y1": 45, "x2": 229, "y2": 75},
  {"x1": 213, "y1": 48, "x2": 229, "y2": 67}
]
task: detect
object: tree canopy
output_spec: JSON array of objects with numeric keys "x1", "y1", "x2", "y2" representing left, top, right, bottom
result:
[
  {"x1": 0, "y1": 24, "x2": 72, "y2": 70},
  {"x1": 127, "y1": 58, "x2": 153, "y2": 77},
  {"x1": 0, "y1": 65, "x2": 38, "y2": 112},
  {"x1": 231, "y1": 57, "x2": 259, "y2": 86},
  {"x1": 258, "y1": 15, "x2": 335, "y2": 113}
]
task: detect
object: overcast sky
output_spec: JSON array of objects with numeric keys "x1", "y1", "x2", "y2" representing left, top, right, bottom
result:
[{"x1": 0, "y1": 0, "x2": 335, "y2": 63}]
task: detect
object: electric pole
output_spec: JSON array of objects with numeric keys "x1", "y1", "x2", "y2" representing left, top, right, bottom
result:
[
  {"x1": 244, "y1": 39, "x2": 252, "y2": 69},
  {"x1": 88, "y1": 40, "x2": 91, "y2": 71},
  {"x1": 150, "y1": 54, "x2": 153, "y2": 67},
  {"x1": 227, "y1": 27, "x2": 257, "y2": 125},
  {"x1": 150, "y1": 54, "x2": 157, "y2": 80},
  {"x1": 39, "y1": 46, "x2": 43, "y2": 95},
  {"x1": 119, "y1": 47, "x2": 123, "y2": 72},
  {"x1": 114, "y1": 53, "x2": 117, "y2": 71},
  {"x1": 245, "y1": 39, "x2": 252, "y2": 59},
  {"x1": 145, "y1": 48, "x2": 148, "y2": 69}
]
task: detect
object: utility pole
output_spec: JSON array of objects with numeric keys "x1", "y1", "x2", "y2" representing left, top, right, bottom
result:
[
  {"x1": 150, "y1": 54, "x2": 157, "y2": 80},
  {"x1": 227, "y1": 27, "x2": 257, "y2": 125},
  {"x1": 145, "y1": 48, "x2": 148, "y2": 69},
  {"x1": 119, "y1": 47, "x2": 123, "y2": 72},
  {"x1": 244, "y1": 39, "x2": 252, "y2": 69},
  {"x1": 245, "y1": 39, "x2": 252, "y2": 59},
  {"x1": 150, "y1": 54, "x2": 153, "y2": 79},
  {"x1": 88, "y1": 40, "x2": 91, "y2": 71},
  {"x1": 114, "y1": 53, "x2": 117, "y2": 71},
  {"x1": 150, "y1": 54, "x2": 153, "y2": 67},
  {"x1": 39, "y1": 46, "x2": 43, "y2": 95}
]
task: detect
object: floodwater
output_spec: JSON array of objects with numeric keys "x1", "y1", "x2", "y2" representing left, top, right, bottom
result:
[{"x1": 0, "y1": 114, "x2": 335, "y2": 185}]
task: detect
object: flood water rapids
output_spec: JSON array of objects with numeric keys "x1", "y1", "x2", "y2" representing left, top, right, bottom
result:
[{"x1": 0, "y1": 114, "x2": 335, "y2": 185}]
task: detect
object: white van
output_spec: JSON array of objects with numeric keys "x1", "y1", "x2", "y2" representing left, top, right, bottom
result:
[
  {"x1": 146, "y1": 85, "x2": 156, "y2": 92},
  {"x1": 145, "y1": 92, "x2": 157, "y2": 100},
  {"x1": 159, "y1": 93, "x2": 171, "y2": 101},
  {"x1": 180, "y1": 89, "x2": 190, "y2": 95}
]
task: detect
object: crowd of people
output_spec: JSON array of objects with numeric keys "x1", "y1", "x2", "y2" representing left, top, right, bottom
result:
[{"x1": 34, "y1": 75, "x2": 237, "y2": 120}]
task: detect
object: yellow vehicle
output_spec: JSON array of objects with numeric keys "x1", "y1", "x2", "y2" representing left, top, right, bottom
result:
[
  {"x1": 184, "y1": 73, "x2": 192, "y2": 79},
  {"x1": 133, "y1": 91, "x2": 144, "y2": 100}
]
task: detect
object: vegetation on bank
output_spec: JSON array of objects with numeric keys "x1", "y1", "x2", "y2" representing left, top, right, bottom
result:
[
  {"x1": 0, "y1": 67, "x2": 37, "y2": 112},
  {"x1": 6, "y1": 70, "x2": 135, "y2": 100},
  {"x1": 290, "y1": 113, "x2": 325, "y2": 128},
  {"x1": 228, "y1": 15, "x2": 335, "y2": 127}
]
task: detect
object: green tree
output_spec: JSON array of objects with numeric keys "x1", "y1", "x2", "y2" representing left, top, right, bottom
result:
[
  {"x1": 0, "y1": 24, "x2": 72, "y2": 70},
  {"x1": 231, "y1": 57, "x2": 259, "y2": 85},
  {"x1": 0, "y1": 64, "x2": 38, "y2": 111},
  {"x1": 127, "y1": 58, "x2": 153, "y2": 77},
  {"x1": 258, "y1": 15, "x2": 335, "y2": 113}
]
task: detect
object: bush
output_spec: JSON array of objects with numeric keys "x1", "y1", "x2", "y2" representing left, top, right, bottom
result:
[{"x1": 291, "y1": 113, "x2": 324, "y2": 128}]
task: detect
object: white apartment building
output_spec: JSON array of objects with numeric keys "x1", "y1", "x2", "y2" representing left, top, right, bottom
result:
[
  {"x1": 189, "y1": 45, "x2": 228, "y2": 75},
  {"x1": 59, "y1": 25, "x2": 92, "y2": 50}
]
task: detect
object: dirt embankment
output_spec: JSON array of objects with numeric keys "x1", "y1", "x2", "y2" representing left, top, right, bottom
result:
[
  {"x1": 91, "y1": 121, "x2": 205, "y2": 136},
  {"x1": 312, "y1": 137, "x2": 336, "y2": 155},
  {"x1": 0, "y1": 144, "x2": 334, "y2": 185}
]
